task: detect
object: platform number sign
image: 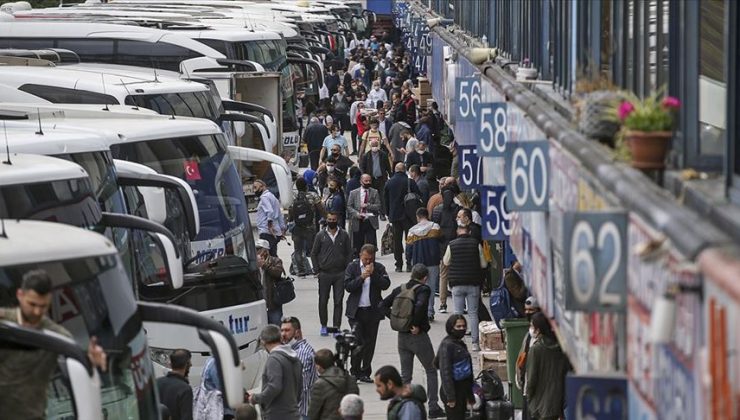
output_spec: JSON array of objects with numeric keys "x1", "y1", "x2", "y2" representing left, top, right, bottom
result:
[
  {"x1": 458, "y1": 145, "x2": 483, "y2": 189},
  {"x1": 482, "y1": 186, "x2": 511, "y2": 240},
  {"x1": 563, "y1": 212, "x2": 627, "y2": 312},
  {"x1": 565, "y1": 374, "x2": 628, "y2": 420},
  {"x1": 455, "y1": 76, "x2": 481, "y2": 122},
  {"x1": 477, "y1": 102, "x2": 507, "y2": 157},
  {"x1": 504, "y1": 141, "x2": 550, "y2": 211}
]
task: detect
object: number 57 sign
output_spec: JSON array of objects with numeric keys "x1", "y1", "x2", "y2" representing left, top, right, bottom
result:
[{"x1": 563, "y1": 212, "x2": 627, "y2": 312}]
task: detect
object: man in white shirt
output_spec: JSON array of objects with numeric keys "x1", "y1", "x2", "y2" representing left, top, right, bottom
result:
[
  {"x1": 366, "y1": 80, "x2": 388, "y2": 109},
  {"x1": 343, "y1": 244, "x2": 391, "y2": 382}
]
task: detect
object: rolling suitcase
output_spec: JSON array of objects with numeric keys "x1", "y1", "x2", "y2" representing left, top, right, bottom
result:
[{"x1": 485, "y1": 400, "x2": 513, "y2": 420}]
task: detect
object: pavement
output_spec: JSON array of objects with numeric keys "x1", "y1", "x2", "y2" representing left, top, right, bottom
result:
[{"x1": 274, "y1": 218, "x2": 484, "y2": 419}]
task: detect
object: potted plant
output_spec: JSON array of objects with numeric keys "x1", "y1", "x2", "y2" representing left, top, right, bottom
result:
[{"x1": 616, "y1": 92, "x2": 681, "y2": 169}]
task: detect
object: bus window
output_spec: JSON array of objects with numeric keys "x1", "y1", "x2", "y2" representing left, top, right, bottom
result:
[
  {"x1": 116, "y1": 40, "x2": 199, "y2": 72},
  {"x1": 56, "y1": 39, "x2": 114, "y2": 63},
  {"x1": 19, "y1": 84, "x2": 118, "y2": 105},
  {"x1": 197, "y1": 38, "x2": 229, "y2": 56}
]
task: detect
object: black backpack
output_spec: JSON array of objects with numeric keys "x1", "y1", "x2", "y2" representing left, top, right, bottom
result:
[
  {"x1": 403, "y1": 178, "x2": 423, "y2": 221},
  {"x1": 477, "y1": 368, "x2": 505, "y2": 401},
  {"x1": 292, "y1": 192, "x2": 314, "y2": 227}
]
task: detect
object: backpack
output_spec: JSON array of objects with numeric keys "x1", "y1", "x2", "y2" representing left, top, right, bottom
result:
[
  {"x1": 477, "y1": 368, "x2": 505, "y2": 401},
  {"x1": 439, "y1": 120, "x2": 454, "y2": 147},
  {"x1": 389, "y1": 283, "x2": 422, "y2": 332},
  {"x1": 292, "y1": 192, "x2": 314, "y2": 227},
  {"x1": 489, "y1": 272, "x2": 519, "y2": 329},
  {"x1": 404, "y1": 179, "x2": 423, "y2": 221}
]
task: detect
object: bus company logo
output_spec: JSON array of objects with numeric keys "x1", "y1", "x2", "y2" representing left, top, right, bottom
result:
[{"x1": 226, "y1": 314, "x2": 250, "y2": 335}]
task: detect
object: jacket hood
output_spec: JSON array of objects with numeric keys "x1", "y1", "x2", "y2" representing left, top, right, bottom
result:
[
  {"x1": 321, "y1": 366, "x2": 351, "y2": 388},
  {"x1": 407, "y1": 383, "x2": 428, "y2": 403},
  {"x1": 271, "y1": 344, "x2": 298, "y2": 359},
  {"x1": 408, "y1": 220, "x2": 440, "y2": 237}
]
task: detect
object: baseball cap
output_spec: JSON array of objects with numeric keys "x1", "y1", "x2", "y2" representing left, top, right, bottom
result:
[
  {"x1": 255, "y1": 239, "x2": 270, "y2": 250},
  {"x1": 525, "y1": 296, "x2": 540, "y2": 308}
]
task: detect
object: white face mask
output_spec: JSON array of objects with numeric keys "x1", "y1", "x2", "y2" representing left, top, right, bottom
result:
[
  {"x1": 371, "y1": 146, "x2": 380, "y2": 152},
  {"x1": 529, "y1": 327, "x2": 536, "y2": 338},
  {"x1": 457, "y1": 220, "x2": 465, "y2": 227},
  {"x1": 327, "y1": 165, "x2": 335, "y2": 172}
]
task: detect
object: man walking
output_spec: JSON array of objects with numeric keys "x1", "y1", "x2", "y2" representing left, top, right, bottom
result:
[
  {"x1": 384, "y1": 162, "x2": 421, "y2": 272},
  {"x1": 408, "y1": 165, "x2": 431, "y2": 207},
  {"x1": 406, "y1": 208, "x2": 442, "y2": 320},
  {"x1": 290, "y1": 178, "x2": 322, "y2": 277},
  {"x1": 381, "y1": 265, "x2": 445, "y2": 418},
  {"x1": 157, "y1": 349, "x2": 193, "y2": 420},
  {"x1": 321, "y1": 125, "x2": 350, "y2": 161},
  {"x1": 443, "y1": 225, "x2": 488, "y2": 351},
  {"x1": 255, "y1": 179, "x2": 286, "y2": 257},
  {"x1": 308, "y1": 349, "x2": 360, "y2": 420},
  {"x1": 373, "y1": 365, "x2": 426, "y2": 420},
  {"x1": 347, "y1": 174, "x2": 382, "y2": 256},
  {"x1": 332, "y1": 85, "x2": 351, "y2": 134},
  {"x1": 281, "y1": 317, "x2": 317, "y2": 420},
  {"x1": 304, "y1": 116, "x2": 330, "y2": 169},
  {"x1": 249, "y1": 325, "x2": 303, "y2": 420},
  {"x1": 344, "y1": 244, "x2": 391, "y2": 382},
  {"x1": 359, "y1": 139, "x2": 392, "y2": 218},
  {"x1": 311, "y1": 212, "x2": 353, "y2": 336},
  {"x1": 388, "y1": 120, "x2": 412, "y2": 164}
]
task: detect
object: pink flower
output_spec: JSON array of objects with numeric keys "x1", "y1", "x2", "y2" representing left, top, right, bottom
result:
[
  {"x1": 618, "y1": 101, "x2": 635, "y2": 121},
  {"x1": 662, "y1": 96, "x2": 681, "y2": 109}
]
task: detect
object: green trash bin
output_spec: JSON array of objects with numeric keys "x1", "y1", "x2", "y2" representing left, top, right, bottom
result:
[{"x1": 501, "y1": 318, "x2": 530, "y2": 409}]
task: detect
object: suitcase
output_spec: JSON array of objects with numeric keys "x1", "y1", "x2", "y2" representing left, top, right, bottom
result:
[{"x1": 485, "y1": 400, "x2": 513, "y2": 420}]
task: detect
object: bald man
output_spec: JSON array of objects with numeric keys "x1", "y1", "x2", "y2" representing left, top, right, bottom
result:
[
  {"x1": 383, "y1": 162, "x2": 421, "y2": 272},
  {"x1": 359, "y1": 139, "x2": 392, "y2": 219}
]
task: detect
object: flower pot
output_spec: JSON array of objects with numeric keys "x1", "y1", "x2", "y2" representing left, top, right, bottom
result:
[{"x1": 625, "y1": 130, "x2": 672, "y2": 169}]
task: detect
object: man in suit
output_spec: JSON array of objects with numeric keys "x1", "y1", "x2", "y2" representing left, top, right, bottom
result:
[
  {"x1": 344, "y1": 244, "x2": 391, "y2": 383},
  {"x1": 384, "y1": 162, "x2": 421, "y2": 272},
  {"x1": 359, "y1": 139, "x2": 392, "y2": 219},
  {"x1": 347, "y1": 174, "x2": 382, "y2": 257}
]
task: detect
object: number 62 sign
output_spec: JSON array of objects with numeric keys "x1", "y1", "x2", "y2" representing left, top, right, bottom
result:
[{"x1": 563, "y1": 212, "x2": 627, "y2": 312}]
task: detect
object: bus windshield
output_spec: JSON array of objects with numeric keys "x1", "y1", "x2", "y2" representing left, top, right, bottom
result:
[
  {"x1": 0, "y1": 254, "x2": 159, "y2": 420},
  {"x1": 125, "y1": 90, "x2": 221, "y2": 123},
  {"x1": 0, "y1": 177, "x2": 101, "y2": 228},
  {"x1": 109, "y1": 134, "x2": 256, "y2": 267}
]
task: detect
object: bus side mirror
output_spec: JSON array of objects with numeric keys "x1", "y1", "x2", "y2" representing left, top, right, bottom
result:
[{"x1": 137, "y1": 302, "x2": 242, "y2": 409}]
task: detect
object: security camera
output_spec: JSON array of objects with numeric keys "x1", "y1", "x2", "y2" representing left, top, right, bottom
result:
[
  {"x1": 427, "y1": 17, "x2": 454, "y2": 28},
  {"x1": 467, "y1": 48, "x2": 498, "y2": 65}
]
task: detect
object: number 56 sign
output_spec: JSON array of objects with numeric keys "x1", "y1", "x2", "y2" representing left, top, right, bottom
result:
[{"x1": 563, "y1": 212, "x2": 627, "y2": 312}]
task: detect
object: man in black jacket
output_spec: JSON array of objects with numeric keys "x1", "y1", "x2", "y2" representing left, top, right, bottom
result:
[
  {"x1": 304, "y1": 117, "x2": 330, "y2": 169},
  {"x1": 381, "y1": 264, "x2": 445, "y2": 418},
  {"x1": 344, "y1": 244, "x2": 391, "y2": 382},
  {"x1": 359, "y1": 139, "x2": 392, "y2": 218},
  {"x1": 311, "y1": 212, "x2": 353, "y2": 336},
  {"x1": 384, "y1": 162, "x2": 421, "y2": 272},
  {"x1": 156, "y1": 349, "x2": 193, "y2": 420}
]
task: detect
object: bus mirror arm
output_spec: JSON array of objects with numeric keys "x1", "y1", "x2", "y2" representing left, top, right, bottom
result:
[
  {"x1": 287, "y1": 57, "x2": 325, "y2": 87},
  {"x1": 0, "y1": 321, "x2": 93, "y2": 375},
  {"x1": 218, "y1": 113, "x2": 269, "y2": 134},
  {"x1": 99, "y1": 212, "x2": 180, "y2": 258},
  {"x1": 222, "y1": 99, "x2": 275, "y2": 123}
]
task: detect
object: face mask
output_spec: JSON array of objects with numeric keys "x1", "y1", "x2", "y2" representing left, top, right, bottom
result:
[
  {"x1": 457, "y1": 220, "x2": 467, "y2": 227},
  {"x1": 329, "y1": 187, "x2": 337, "y2": 193},
  {"x1": 327, "y1": 165, "x2": 335, "y2": 172},
  {"x1": 255, "y1": 188, "x2": 263, "y2": 197},
  {"x1": 327, "y1": 221, "x2": 338, "y2": 229},
  {"x1": 529, "y1": 327, "x2": 536, "y2": 338},
  {"x1": 371, "y1": 146, "x2": 380, "y2": 152},
  {"x1": 451, "y1": 329, "x2": 466, "y2": 339},
  {"x1": 332, "y1": 151, "x2": 340, "y2": 157}
]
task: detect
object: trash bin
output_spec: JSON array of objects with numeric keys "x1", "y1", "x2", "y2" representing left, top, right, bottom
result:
[{"x1": 501, "y1": 318, "x2": 529, "y2": 409}]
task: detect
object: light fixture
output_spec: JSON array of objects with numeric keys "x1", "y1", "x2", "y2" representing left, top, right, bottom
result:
[
  {"x1": 467, "y1": 48, "x2": 498, "y2": 65},
  {"x1": 649, "y1": 283, "x2": 702, "y2": 344},
  {"x1": 427, "y1": 17, "x2": 454, "y2": 28}
]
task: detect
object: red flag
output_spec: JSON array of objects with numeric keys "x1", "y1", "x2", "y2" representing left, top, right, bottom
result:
[{"x1": 184, "y1": 160, "x2": 201, "y2": 181}]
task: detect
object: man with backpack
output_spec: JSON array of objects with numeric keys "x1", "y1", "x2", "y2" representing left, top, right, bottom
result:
[
  {"x1": 308, "y1": 349, "x2": 360, "y2": 420},
  {"x1": 380, "y1": 264, "x2": 445, "y2": 418},
  {"x1": 290, "y1": 178, "x2": 322, "y2": 277},
  {"x1": 384, "y1": 162, "x2": 422, "y2": 272},
  {"x1": 374, "y1": 365, "x2": 427, "y2": 420}
]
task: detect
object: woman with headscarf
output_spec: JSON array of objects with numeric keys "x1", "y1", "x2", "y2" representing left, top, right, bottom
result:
[{"x1": 436, "y1": 314, "x2": 474, "y2": 420}]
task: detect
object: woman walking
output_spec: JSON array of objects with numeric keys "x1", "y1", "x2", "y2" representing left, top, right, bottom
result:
[{"x1": 436, "y1": 314, "x2": 474, "y2": 420}]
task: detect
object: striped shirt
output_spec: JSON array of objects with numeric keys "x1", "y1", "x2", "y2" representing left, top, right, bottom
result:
[{"x1": 292, "y1": 339, "x2": 317, "y2": 416}]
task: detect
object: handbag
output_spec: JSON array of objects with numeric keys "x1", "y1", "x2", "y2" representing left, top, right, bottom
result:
[
  {"x1": 452, "y1": 357, "x2": 473, "y2": 381},
  {"x1": 381, "y1": 224, "x2": 394, "y2": 256},
  {"x1": 273, "y1": 270, "x2": 296, "y2": 305}
]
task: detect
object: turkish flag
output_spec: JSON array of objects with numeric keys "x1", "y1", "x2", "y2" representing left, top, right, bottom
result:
[{"x1": 184, "y1": 160, "x2": 201, "y2": 181}]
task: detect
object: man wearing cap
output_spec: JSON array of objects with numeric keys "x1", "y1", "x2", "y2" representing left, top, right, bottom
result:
[
  {"x1": 515, "y1": 295, "x2": 542, "y2": 416},
  {"x1": 256, "y1": 239, "x2": 286, "y2": 325}
]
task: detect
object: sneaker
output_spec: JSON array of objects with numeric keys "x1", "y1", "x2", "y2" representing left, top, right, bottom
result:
[
  {"x1": 472, "y1": 343, "x2": 481, "y2": 352},
  {"x1": 428, "y1": 404, "x2": 446, "y2": 418},
  {"x1": 357, "y1": 375, "x2": 373, "y2": 383},
  {"x1": 439, "y1": 305, "x2": 447, "y2": 314},
  {"x1": 320, "y1": 326, "x2": 328, "y2": 337}
]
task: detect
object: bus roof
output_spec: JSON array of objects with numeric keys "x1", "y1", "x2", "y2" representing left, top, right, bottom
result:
[
  {"x1": 171, "y1": 28, "x2": 282, "y2": 42},
  {"x1": 0, "y1": 219, "x2": 117, "y2": 266},
  {"x1": 1, "y1": 120, "x2": 115, "y2": 155},
  {"x1": 0, "y1": 153, "x2": 89, "y2": 186},
  {"x1": 0, "y1": 21, "x2": 226, "y2": 58}
]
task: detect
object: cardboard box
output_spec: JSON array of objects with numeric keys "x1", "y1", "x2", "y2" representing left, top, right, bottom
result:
[
  {"x1": 479, "y1": 351, "x2": 508, "y2": 381},
  {"x1": 479, "y1": 321, "x2": 506, "y2": 351},
  {"x1": 417, "y1": 77, "x2": 431, "y2": 95}
]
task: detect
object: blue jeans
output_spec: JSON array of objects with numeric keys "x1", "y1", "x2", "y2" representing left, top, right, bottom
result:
[
  {"x1": 452, "y1": 285, "x2": 480, "y2": 344},
  {"x1": 426, "y1": 265, "x2": 439, "y2": 317},
  {"x1": 267, "y1": 306, "x2": 283, "y2": 326}
]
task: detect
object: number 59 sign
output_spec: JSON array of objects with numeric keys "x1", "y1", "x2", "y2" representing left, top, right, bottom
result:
[
  {"x1": 563, "y1": 212, "x2": 627, "y2": 312},
  {"x1": 482, "y1": 186, "x2": 511, "y2": 240}
]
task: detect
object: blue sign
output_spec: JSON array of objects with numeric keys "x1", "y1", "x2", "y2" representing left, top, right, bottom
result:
[
  {"x1": 458, "y1": 145, "x2": 483, "y2": 189},
  {"x1": 504, "y1": 141, "x2": 550, "y2": 211},
  {"x1": 477, "y1": 102, "x2": 507, "y2": 158},
  {"x1": 565, "y1": 374, "x2": 628, "y2": 420},
  {"x1": 482, "y1": 186, "x2": 511, "y2": 240},
  {"x1": 563, "y1": 212, "x2": 627, "y2": 312},
  {"x1": 455, "y1": 76, "x2": 481, "y2": 122}
]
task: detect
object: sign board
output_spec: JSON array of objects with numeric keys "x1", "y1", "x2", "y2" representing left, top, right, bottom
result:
[
  {"x1": 477, "y1": 102, "x2": 507, "y2": 158},
  {"x1": 458, "y1": 145, "x2": 483, "y2": 189},
  {"x1": 455, "y1": 76, "x2": 481, "y2": 122},
  {"x1": 504, "y1": 141, "x2": 550, "y2": 211},
  {"x1": 563, "y1": 212, "x2": 627, "y2": 312},
  {"x1": 565, "y1": 374, "x2": 628, "y2": 420},
  {"x1": 481, "y1": 186, "x2": 511, "y2": 240}
]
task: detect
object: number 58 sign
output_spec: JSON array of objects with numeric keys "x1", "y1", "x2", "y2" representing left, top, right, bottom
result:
[{"x1": 563, "y1": 212, "x2": 627, "y2": 312}]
